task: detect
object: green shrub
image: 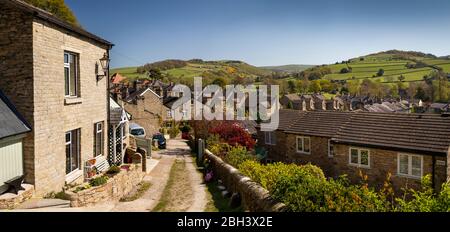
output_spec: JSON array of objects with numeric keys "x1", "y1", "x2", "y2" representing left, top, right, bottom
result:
[
  {"x1": 239, "y1": 161, "x2": 390, "y2": 212},
  {"x1": 89, "y1": 176, "x2": 109, "y2": 187},
  {"x1": 224, "y1": 146, "x2": 256, "y2": 168},
  {"x1": 106, "y1": 165, "x2": 121, "y2": 175},
  {"x1": 168, "y1": 124, "x2": 179, "y2": 138},
  {"x1": 395, "y1": 176, "x2": 450, "y2": 212},
  {"x1": 73, "y1": 184, "x2": 91, "y2": 193},
  {"x1": 209, "y1": 143, "x2": 231, "y2": 158}
]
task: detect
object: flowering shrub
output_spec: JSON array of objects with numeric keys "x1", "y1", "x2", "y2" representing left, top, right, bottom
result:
[
  {"x1": 224, "y1": 146, "x2": 256, "y2": 168},
  {"x1": 238, "y1": 160, "x2": 450, "y2": 212},
  {"x1": 208, "y1": 122, "x2": 256, "y2": 150}
]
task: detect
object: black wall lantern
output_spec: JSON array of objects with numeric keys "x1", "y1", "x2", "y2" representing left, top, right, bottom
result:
[{"x1": 97, "y1": 52, "x2": 110, "y2": 81}]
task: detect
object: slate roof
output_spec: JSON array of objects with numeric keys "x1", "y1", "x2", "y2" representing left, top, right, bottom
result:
[
  {"x1": 277, "y1": 109, "x2": 306, "y2": 131},
  {"x1": 0, "y1": 90, "x2": 31, "y2": 139},
  {"x1": 333, "y1": 112, "x2": 450, "y2": 155},
  {"x1": 256, "y1": 109, "x2": 305, "y2": 131},
  {"x1": 7, "y1": 0, "x2": 113, "y2": 47},
  {"x1": 282, "y1": 94, "x2": 302, "y2": 103},
  {"x1": 285, "y1": 111, "x2": 352, "y2": 137}
]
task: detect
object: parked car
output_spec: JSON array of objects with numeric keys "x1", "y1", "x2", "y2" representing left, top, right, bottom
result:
[
  {"x1": 153, "y1": 133, "x2": 167, "y2": 149},
  {"x1": 129, "y1": 123, "x2": 146, "y2": 138}
]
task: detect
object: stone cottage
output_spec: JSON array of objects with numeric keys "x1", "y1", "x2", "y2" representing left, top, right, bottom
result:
[
  {"x1": 256, "y1": 109, "x2": 305, "y2": 162},
  {"x1": 256, "y1": 111, "x2": 450, "y2": 193},
  {"x1": 121, "y1": 87, "x2": 171, "y2": 136},
  {"x1": 0, "y1": 0, "x2": 113, "y2": 196}
]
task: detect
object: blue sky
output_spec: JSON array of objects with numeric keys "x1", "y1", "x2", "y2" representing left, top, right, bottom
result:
[{"x1": 66, "y1": 0, "x2": 450, "y2": 68}]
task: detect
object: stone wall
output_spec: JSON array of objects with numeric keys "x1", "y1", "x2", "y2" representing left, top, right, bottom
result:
[
  {"x1": 30, "y1": 18, "x2": 109, "y2": 196},
  {"x1": 0, "y1": 3, "x2": 35, "y2": 186},
  {"x1": 123, "y1": 89, "x2": 169, "y2": 136},
  {"x1": 205, "y1": 150, "x2": 286, "y2": 212},
  {"x1": 67, "y1": 164, "x2": 145, "y2": 207},
  {"x1": 1, "y1": 3, "x2": 110, "y2": 197},
  {"x1": 0, "y1": 184, "x2": 34, "y2": 210}
]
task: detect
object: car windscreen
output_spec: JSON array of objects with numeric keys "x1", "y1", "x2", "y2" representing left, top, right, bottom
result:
[{"x1": 131, "y1": 128, "x2": 145, "y2": 136}]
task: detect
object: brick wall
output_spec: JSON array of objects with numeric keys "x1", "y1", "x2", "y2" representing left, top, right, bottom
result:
[
  {"x1": 30, "y1": 18, "x2": 109, "y2": 196},
  {"x1": 0, "y1": 5, "x2": 35, "y2": 185},
  {"x1": 282, "y1": 131, "x2": 447, "y2": 192},
  {"x1": 284, "y1": 134, "x2": 336, "y2": 177},
  {"x1": 333, "y1": 144, "x2": 447, "y2": 192},
  {"x1": 256, "y1": 130, "x2": 288, "y2": 162}
]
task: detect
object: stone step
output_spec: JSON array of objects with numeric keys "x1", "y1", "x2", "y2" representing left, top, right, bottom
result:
[
  {"x1": 217, "y1": 185, "x2": 226, "y2": 191},
  {"x1": 17, "y1": 198, "x2": 71, "y2": 209},
  {"x1": 218, "y1": 179, "x2": 223, "y2": 184}
]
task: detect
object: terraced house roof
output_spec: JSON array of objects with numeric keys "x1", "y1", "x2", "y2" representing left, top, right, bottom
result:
[
  {"x1": 285, "y1": 111, "x2": 352, "y2": 137},
  {"x1": 333, "y1": 112, "x2": 450, "y2": 155},
  {"x1": 277, "y1": 111, "x2": 450, "y2": 155}
]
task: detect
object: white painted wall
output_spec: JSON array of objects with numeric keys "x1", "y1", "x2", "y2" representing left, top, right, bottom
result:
[{"x1": 0, "y1": 137, "x2": 24, "y2": 193}]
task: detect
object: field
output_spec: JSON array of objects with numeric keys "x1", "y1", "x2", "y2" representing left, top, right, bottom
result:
[
  {"x1": 321, "y1": 52, "x2": 450, "y2": 83},
  {"x1": 111, "y1": 60, "x2": 273, "y2": 83}
]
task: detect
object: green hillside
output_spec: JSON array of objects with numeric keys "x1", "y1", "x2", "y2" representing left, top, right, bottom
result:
[
  {"x1": 260, "y1": 64, "x2": 315, "y2": 73},
  {"x1": 311, "y1": 50, "x2": 450, "y2": 83},
  {"x1": 111, "y1": 59, "x2": 273, "y2": 84}
]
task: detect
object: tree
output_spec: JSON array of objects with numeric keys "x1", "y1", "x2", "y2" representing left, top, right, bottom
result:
[
  {"x1": 211, "y1": 77, "x2": 228, "y2": 88},
  {"x1": 340, "y1": 68, "x2": 350, "y2": 74},
  {"x1": 308, "y1": 80, "x2": 322, "y2": 93},
  {"x1": 296, "y1": 76, "x2": 309, "y2": 94},
  {"x1": 377, "y1": 69, "x2": 385, "y2": 77},
  {"x1": 319, "y1": 79, "x2": 334, "y2": 93},
  {"x1": 147, "y1": 68, "x2": 163, "y2": 80},
  {"x1": 287, "y1": 80, "x2": 297, "y2": 93},
  {"x1": 398, "y1": 75, "x2": 406, "y2": 82},
  {"x1": 415, "y1": 86, "x2": 428, "y2": 101},
  {"x1": 25, "y1": 0, "x2": 79, "y2": 26}
]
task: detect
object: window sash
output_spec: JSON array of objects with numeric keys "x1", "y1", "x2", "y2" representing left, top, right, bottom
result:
[
  {"x1": 64, "y1": 52, "x2": 78, "y2": 97},
  {"x1": 94, "y1": 122, "x2": 104, "y2": 157},
  {"x1": 265, "y1": 132, "x2": 275, "y2": 145},
  {"x1": 349, "y1": 148, "x2": 370, "y2": 167},
  {"x1": 328, "y1": 140, "x2": 334, "y2": 157},
  {"x1": 296, "y1": 136, "x2": 311, "y2": 154},
  {"x1": 398, "y1": 154, "x2": 423, "y2": 178},
  {"x1": 66, "y1": 130, "x2": 80, "y2": 174}
]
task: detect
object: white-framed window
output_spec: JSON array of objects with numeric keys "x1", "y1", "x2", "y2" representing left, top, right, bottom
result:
[
  {"x1": 296, "y1": 136, "x2": 311, "y2": 154},
  {"x1": 349, "y1": 147, "x2": 370, "y2": 168},
  {"x1": 398, "y1": 154, "x2": 423, "y2": 178},
  {"x1": 94, "y1": 122, "x2": 104, "y2": 157},
  {"x1": 265, "y1": 132, "x2": 276, "y2": 145},
  {"x1": 167, "y1": 111, "x2": 172, "y2": 118},
  {"x1": 328, "y1": 140, "x2": 334, "y2": 158},
  {"x1": 66, "y1": 129, "x2": 80, "y2": 175},
  {"x1": 64, "y1": 51, "x2": 79, "y2": 97}
]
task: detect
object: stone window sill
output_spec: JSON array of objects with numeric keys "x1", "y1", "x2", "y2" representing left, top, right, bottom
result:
[
  {"x1": 66, "y1": 169, "x2": 83, "y2": 184},
  {"x1": 65, "y1": 97, "x2": 83, "y2": 105},
  {"x1": 397, "y1": 174, "x2": 422, "y2": 180},
  {"x1": 348, "y1": 164, "x2": 371, "y2": 169}
]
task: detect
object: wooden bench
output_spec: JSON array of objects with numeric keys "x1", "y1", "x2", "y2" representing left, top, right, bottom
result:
[
  {"x1": 94, "y1": 156, "x2": 110, "y2": 173},
  {"x1": 4, "y1": 175, "x2": 25, "y2": 195}
]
